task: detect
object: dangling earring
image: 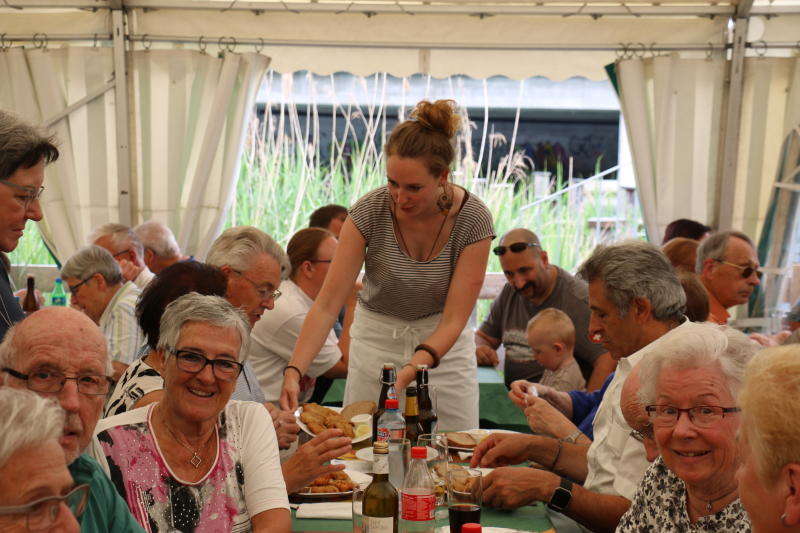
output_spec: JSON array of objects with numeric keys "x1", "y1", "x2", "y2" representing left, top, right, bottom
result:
[
  {"x1": 781, "y1": 513, "x2": 789, "y2": 527},
  {"x1": 436, "y1": 183, "x2": 453, "y2": 214}
]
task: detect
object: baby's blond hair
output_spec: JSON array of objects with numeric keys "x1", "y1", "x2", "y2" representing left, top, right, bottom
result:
[{"x1": 527, "y1": 308, "x2": 575, "y2": 350}]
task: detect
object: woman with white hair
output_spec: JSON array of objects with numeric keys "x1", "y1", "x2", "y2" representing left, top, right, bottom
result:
[
  {"x1": 617, "y1": 322, "x2": 758, "y2": 531},
  {"x1": 92, "y1": 293, "x2": 290, "y2": 533},
  {"x1": 0, "y1": 388, "x2": 85, "y2": 532},
  {"x1": 737, "y1": 344, "x2": 800, "y2": 532}
]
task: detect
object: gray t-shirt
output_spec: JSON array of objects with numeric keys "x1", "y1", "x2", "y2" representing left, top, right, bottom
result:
[{"x1": 478, "y1": 266, "x2": 605, "y2": 386}]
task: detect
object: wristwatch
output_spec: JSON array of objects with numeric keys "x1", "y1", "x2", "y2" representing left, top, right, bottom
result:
[
  {"x1": 547, "y1": 477, "x2": 573, "y2": 513},
  {"x1": 561, "y1": 429, "x2": 583, "y2": 444}
]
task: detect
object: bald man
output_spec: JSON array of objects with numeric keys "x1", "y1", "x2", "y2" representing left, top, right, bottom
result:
[
  {"x1": 620, "y1": 364, "x2": 658, "y2": 462},
  {"x1": 476, "y1": 228, "x2": 615, "y2": 390}
]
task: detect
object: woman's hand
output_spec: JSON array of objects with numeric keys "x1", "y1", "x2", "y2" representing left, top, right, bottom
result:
[
  {"x1": 524, "y1": 394, "x2": 578, "y2": 440},
  {"x1": 264, "y1": 402, "x2": 300, "y2": 450},
  {"x1": 395, "y1": 364, "x2": 417, "y2": 393},
  {"x1": 279, "y1": 372, "x2": 301, "y2": 411},
  {"x1": 508, "y1": 380, "x2": 535, "y2": 408},
  {"x1": 281, "y1": 428, "x2": 352, "y2": 494}
]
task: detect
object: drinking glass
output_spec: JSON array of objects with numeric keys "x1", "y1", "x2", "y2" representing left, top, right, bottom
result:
[
  {"x1": 417, "y1": 433, "x2": 448, "y2": 506},
  {"x1": 352, "y1": 480, "x2": 371, "y2": 533},
  {"x1": 447, "y1": 468, "x2": 482, "y2": 533},
  {"x1": 388, "y1": 438, "x2": 410, "y2": 489}
]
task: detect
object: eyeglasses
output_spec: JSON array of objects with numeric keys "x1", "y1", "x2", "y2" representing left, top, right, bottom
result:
[
  {"x1": 492, "y1": 242, "x2": 540, "y2": 256},
  {"x1": 0, "y1": 180, "x2": 45, "y2": 210},
  {"x1": 0, "y1": 484, "x2": 89, "y2": 531},
  {"x1": 232, "y1": 269, "x2": 281, "y2": 301},
  {"x1": 2, "y1": 367, "x2": 113, "y2": 396},
  {"x1": 167, "y1": 348, "x2": 244, "y2": 381},
  {"x1": 67, "y1": 274, "x2": 96, "y2": 294},
  {"x1": 714, "y1": 259, "x2": 763, "y2": 280},
  {"x1": 645, "y1": 405, "x2": 741, "y2": 429},
  {"x1": 112, "y1": 249, "x2": 131, "y2": 259}
]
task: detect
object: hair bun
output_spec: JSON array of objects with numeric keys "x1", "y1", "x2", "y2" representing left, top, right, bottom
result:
[{"x1": 411, "y1": 99, "x2": 460, "y2": 139}]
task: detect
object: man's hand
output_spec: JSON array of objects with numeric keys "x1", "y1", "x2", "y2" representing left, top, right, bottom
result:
[
  {"x1": 508, "y1": 380, "x2": 554, "y2": 409},
  {"x1": 264, "y1": 402, "x2": 300, "y2": 450},
  {"x1": 281, "y1": 429, "x2": 353, "y2": 494},
  {"x1": 482, "y1": 466, "x2": 560, "y2": 510},
  {"x1": 524, "y1": 395, "x2": 579, "y2": 440},
  {"x1": 475, "y1": 346, "x2": 499, "y2": 367},
  {"x1": 470, "y1": 433, "x2": 534, "y2": 468},
  {"x1": 117, "y1": 258, "x2": 141, "y2": 282}
]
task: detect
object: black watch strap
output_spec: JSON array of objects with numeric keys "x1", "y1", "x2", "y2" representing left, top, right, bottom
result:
[{"x1": 547, "y1": 477, "x2": 573, "y2": 513}]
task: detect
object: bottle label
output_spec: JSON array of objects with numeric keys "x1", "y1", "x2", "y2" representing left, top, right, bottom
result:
[
  {"x1": 377, "y1": 427, "x2": 405, "y2": 441},
  {"x1": 401, "y1": 491, "x2": 436, "y2": 521},
  {"x1": 51, "y1": 296, "x2": 67, "y2": 306},
  {"x1": 373, "y1": 453, "x2": 389, "y2": 475},
  {"x1": 376, "y1": 427, "x2": 389, "y2": 441},
  {"x1": 363, "y1": 516, "x2": 394, "y2": 533}
]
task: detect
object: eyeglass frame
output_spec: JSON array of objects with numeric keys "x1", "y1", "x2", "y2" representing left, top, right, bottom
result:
[
  {"x1": 1, "y1": 367, "x2": 114, "y2": 396},
  {"x1": 231, "y1": 268, "x2": 282, "y2": 301},
  {"x1": 0, "y1": 180, "x2": 45, "y2": 211},
  {"x1": 166, "y1": 347, "x2": 244, "y2": 381},
  {"x1": 0, "y1": 483, "x2": 89, "y2": 531},
  {"x1": 713, "y1": 259, "x2": 763, "y2": 280},
  {"x1": 111, "y1": 249, "x2": 131, "y2": 259},
  {"x1": 66, "y1": 274, "x2": 97, "y2": 295},
  {"x1": 645, "y1": 404, "x2": 741, "y2": 428},
  {"x1": 492, "y1": 242, "x2": 540, "y2": 256}
]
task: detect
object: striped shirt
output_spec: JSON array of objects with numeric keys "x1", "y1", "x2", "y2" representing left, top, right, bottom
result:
[
  {"x1": 99, "y1": 281, "x2": 145, "y2": 365},
  {"x1": 350, "y1": 185, "x2": 494, "y2": 321}
]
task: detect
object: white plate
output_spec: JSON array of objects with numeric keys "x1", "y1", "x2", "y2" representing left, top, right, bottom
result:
[
  {"x1": 437, "y1": 528, "x2": 525, "y2": 533},
  {"x1": 355, "y1": 445, "x2": 439, "y2": 463},
  {"x1": 446, "y1": 429, "x2": 518, "y2": 452},
  {"x1": 296, "y1": 405, "x2": 371, "y2": 444},
  {"x1": 295, "y1": 469, "x2": 372, "y2": 498}
]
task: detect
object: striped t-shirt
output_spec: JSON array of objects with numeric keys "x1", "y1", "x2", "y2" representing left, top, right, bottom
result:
[{"x1": 349, "y1": 185, "x2": 495, "y2": 321}]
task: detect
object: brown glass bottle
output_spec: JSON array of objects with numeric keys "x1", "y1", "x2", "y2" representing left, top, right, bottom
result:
[
  {"x1": 363, "y1": 440, "x2": 399, "y2": 533},
  {"x1": 22, "y1": 275, "x2": 39, "y2": 315},
  {"x1": 372, "y1": 363, "x2": 397, "y2": 442},
  {"x1": 416, "y1": 365, "x2": 438, "y2": 435},
  {"x1": 403, "y1": 386, "x2": 424, "y2": 445}
]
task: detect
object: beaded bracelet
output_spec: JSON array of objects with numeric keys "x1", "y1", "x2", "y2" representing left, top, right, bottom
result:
[{"x1": 414, "y1": 344, "x2": 441, "y2": 369}]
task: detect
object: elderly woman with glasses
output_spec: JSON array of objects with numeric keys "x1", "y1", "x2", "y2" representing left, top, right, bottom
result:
[
  {"x1": 736, "y1": 344, "x2": 800, "y2": 532},
  {"x1": 616, "y1": 322, "x2": 758, "y2": 531},
  {"x1": 91, "y1": 293, "x2": 290, "y2": 533},
  {"x1": 0, "y1": 388, "x2": 87, "y2": 533}
]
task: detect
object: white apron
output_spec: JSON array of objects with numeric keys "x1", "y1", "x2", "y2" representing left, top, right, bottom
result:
[{"x1": 344, "y1": 304, "x2": 479, "y2": 431}]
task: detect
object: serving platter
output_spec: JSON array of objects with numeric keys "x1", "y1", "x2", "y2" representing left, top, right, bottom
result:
[
  {"x1": 445, "y1": 429, "x2": 519, "y2": 453},
  {"x1": 294, "y1": 469, "x2": 372, "y2": 499},
  {"x1": 296, "y1": 405, "x2": 371, "y2": 444}
]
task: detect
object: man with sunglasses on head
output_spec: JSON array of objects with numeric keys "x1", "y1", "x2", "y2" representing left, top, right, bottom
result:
[
  {"x1": 0, "y1": 110, "x2": 58, "y2": 341},
  {"x1": 61, "y1": 246, "x2": 145, "y2": 381},
  {"x1": 476, "y1": 228, "x2": 615, "y2": 391},
  {"x1": 696, "y1": 230, "x2": 761, "y2": 325},
  {"x1": 90, "y1": 223, "x2": 155, "y2": 290},
  {"x1": 0, "y1": 307, "x2": 145, "y2": 532}
]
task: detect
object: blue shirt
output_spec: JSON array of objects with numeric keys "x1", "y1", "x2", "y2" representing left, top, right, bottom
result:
[{"x1": 567, "y1": 372, "x2": 614, "y2": 440}]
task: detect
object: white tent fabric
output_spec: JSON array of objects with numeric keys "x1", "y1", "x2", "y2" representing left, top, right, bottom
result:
[
  {"x1": 0, "y1": 47, "x2": 269, "y2": 261},
  {"x1": 615, "y1": 55, "x2": 800, "y2": 242}
]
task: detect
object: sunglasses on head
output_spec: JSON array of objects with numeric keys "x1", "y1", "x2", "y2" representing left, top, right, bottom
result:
[
  {"x1": 492, "y1": 242, "x2": 540, "y2": 256},
  {"x1": 714, "y1": 259, "x2": 763, "y2": 280}
]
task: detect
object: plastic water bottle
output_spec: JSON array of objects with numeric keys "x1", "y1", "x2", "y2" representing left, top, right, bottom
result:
[
  {"x1": 50, "y1": 278, "x2": 67, "y2": 306},
  {"x1": 400, "y1": 446, "x2": 436, "y2": 533},
  {"x1": 376, "y1": 399, "x2": 405, "y2": 442}
]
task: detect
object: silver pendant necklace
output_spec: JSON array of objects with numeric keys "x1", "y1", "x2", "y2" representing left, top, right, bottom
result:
[{"x1": 161, "y1": 412, "x2": 212, "y2": 469}]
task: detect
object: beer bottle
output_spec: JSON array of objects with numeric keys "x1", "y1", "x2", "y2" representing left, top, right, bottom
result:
[
  {"x1": 416, "y1": 365, "x2": 438, "y2": 435},
  {"x1": 403, "y1": 386, "x2": 424, "y2": 445},
  {"x1": 373, "y1": 363, "x2": 397, "y2": 441},
  {"x1": 22, "y1": 275, "x2": 39, "y2": 315},
  {"x1": 362, "y1": 440, "x2": 399, "y2": 533}
]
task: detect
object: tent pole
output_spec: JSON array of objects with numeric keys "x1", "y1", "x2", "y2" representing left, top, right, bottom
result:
[{"x1": 112, "y1": 7, "x2": 133, "y2": 226}]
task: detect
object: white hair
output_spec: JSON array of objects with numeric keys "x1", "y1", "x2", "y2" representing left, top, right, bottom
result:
[
  {"x1": 206, "y1": 226, "x2": 289, "y2": 279},
  {"x1": 135, "y1": 220, "x2": 181, "y2": 258},
  {"x1": 0, "y1": 388, "x2": 64, "y2": 467},
  {"x1": 89, "y1": 222, "x2": 145, "y2": 258},
  {"x1": 638, "y1": 322, "x2": 759, "y2": 406},
  {"x1": 61, "y1": 245, "x2": 123, "y2": 285},
  {"x1": 157, "y1": 293, "x2": 251, "y2": 362}
]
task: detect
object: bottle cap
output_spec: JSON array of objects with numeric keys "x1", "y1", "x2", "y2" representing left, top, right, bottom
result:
[
  {"x1": 385, "y1": 399, "x2": 399, "y2": 409},
  {"x1": 55, "y1": 278, "x2": 62, "y2": 282},
  {"x1": 406, "y1": 386, "x2": 417, "y2": 396},
  {"x1": 411, "y1": 446, "x2": 427, "y2": 459},
  {"x1": 463, "y1": 524, "x2": 481, "y2": 533}
]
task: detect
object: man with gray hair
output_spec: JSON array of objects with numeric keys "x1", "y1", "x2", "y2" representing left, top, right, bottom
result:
[
  {"x1": 696, "y1": 230, "x2": 761, "y2": 324},
  {"x1": 0, "y1": 307, "x2": 145, "y2": 532},
  {"x1": 472, "y1": 240, "x2": 689, "y2": 531},
  {"x1": 0, "y1": 110, "x2": 58, "y2": 340},
  {"x1": 134, "y1": 220, "x2": 190, "y2": 274},
  {"x1": 0, "y1": 388, "x2": 83, "y2": 532},
  {"x1": 61, "y1": 245, "x2": 145, "y2": 379},
  {"x1": 90, "y1": 223, "x2": 155, "y2": 290}
]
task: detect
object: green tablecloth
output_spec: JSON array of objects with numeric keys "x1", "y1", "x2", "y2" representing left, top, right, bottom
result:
[
  {"x1": 321, "y1": 367, "x2": 530, "y2": 433},
  {"x1": 292, "y1": 502, "x2": 554, "y2": 532}
]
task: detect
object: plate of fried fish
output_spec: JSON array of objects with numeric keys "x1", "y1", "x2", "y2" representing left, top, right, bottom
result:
[
  {"x1": 296, "y1": 470, "x2": 372, "y2": 498},
  {"x1": 297, "y1": 402, "x2": 374, "y2": 444}
]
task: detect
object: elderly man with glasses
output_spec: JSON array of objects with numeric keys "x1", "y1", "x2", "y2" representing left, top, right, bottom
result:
[
  {"x1": 696, "y1": 230, "x2": 762, "y2": 325},
  {"x1": 0, "y1": 306, "x2": 144, "y2": 532},
  {"x1": 0, "y1": 110, "x2": 58, "y2": 340},
  {"x1": 476, "y1": 228, "x2": 614, "y2": 390},
  {"x1": 90, "y1": 223, "x2": 155, "y2": 290}
]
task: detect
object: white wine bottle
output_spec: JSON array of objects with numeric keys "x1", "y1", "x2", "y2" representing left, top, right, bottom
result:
[{"x1": 363, "y1": 441, "x2": 399, "y2": 533}]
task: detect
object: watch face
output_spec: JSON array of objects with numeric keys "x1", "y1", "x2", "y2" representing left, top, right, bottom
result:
[{"x1": 548, "y1": 479, "x2": 573, "y2": 512}]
